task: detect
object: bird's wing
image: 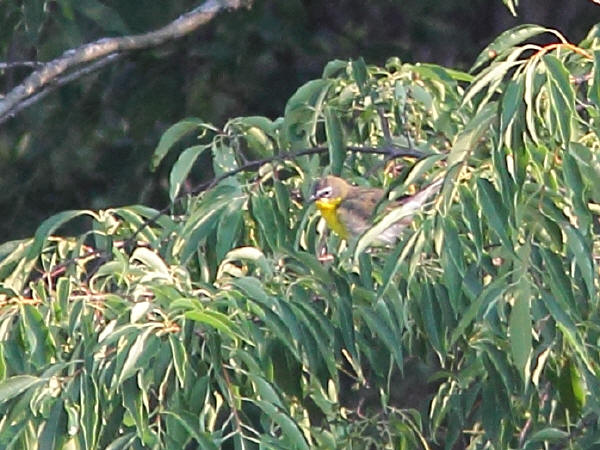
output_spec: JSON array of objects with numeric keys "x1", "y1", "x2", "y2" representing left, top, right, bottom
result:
[{"x1": 336, "y1": 191, "x2": 381, "y2": 236}]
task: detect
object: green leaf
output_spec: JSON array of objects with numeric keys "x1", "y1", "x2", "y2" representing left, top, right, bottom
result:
[
  {"x1": 541, "y1": 292, "x2": 594, "y2": 374},
  {"x1": 377, "y1": 230, "x2": 420, "y2": 299},
  {"x1": 38, "y1": 399, "x2": 66, "y2": 450},
  {"x1": 540, "y1": 248, "x2": 576, "y2": 313},
  {"x1": 421, "y1": 285, "x2": 444, "y2": 355},
  {"x1": 322, "y1": 59, "x2": 348, "y2": 78},
  {"x1": 588, "y1": 51, "x2": 600, "y2": 108},
  {"x1": 179, "y1": 207, "x2": 223, "y2": 263},
  {"x1": 56, "y1": 277, "x2": 71, "y2": 321},
  {"x1": 509, "y1": 278, "x2": 532, "y2": 382},
  {"x1": 358, "y1": 305, "x2": 403, "y2": 369},
  {"x1": 21, "y1": 304, "x2": 55, "y2": 368},
  {"x1": 218, "y1": 246, "x2": 273, "y2": 279},
  {"x1": 400, "y1": 154, "x2": 445, "y2": 188},
  {"x1": 480, "y1": 343, "x2": 518, "y2": 396},
  {"x1": 169, "y1": 145, "x2": 209, "y2": 202},
  {"x1": 216, "y1": 209, "x2": 243, "y2": 263},
  {"x1": 247, "y1": 373, "x2": 285, "y2": 409},
  {"x1": 564, "y1": 224, "x2": 594, "y2": 299},
  {"x1": 185, "y1": 309, "x2": 243, "y2": 341},
  {"x1": 117, "y1": 326, "x2": 160, "y2": 386},
  {"x1": 544, "y1": 55, "x2": 575, "y2": 144},
  {"x1": 463, "y1": 57, "x2": 523, "y2": 108},
  {"x1": 130, "y1": 247, "x2": 170, "y2": 277},
  {"x1": 151, "y1": 118, "x2": 205, "y2": 170},
  {"x1": 352, "y1": 57, "x2": 369, "y2": 94},
  {"x1": 161, "y1": 411, "x2": 218, "y2": 449},
  {"x1": 333, "y1": 274, "x2": 357, "y2": 360},
  {"x1": 502, "y1": 0, "x2": 518, "y2": 16},
  {"x1": 471, "y1": 25, "x2": 548, "y2": 72},
  {"x1": 526, "y1": 428, "x2": 569, "y2": 443},
  {"x1": 324, "y1": 106, "x2": 345, "y2": 175},
  {"x1": 0, "y1": 375, "x2": 43, "y2": 403},
  {"x1": 27, "y1": 210, "x2": 95, "y2": 262},
  {"x1": 450, "y1": 275, "x2": 507, "y2": 346},
  {"x1": 500, "y1": 78, "x2": 524, "y2": 133},
  {"x1": 168, "y1": 335, "x2": 187, "y2": 388},
  {"x1": 447, "y1": 102, "x2": 496, "y2": 167},
  {"x1": 477, "y1": 178, "x2": 512, "y2": 250},
  {"x1": 252, "y1": 399, "x2": 310, "y2": 450},
  {"x1": 282, "y1": 79, "x2": 332, "y2": 149}
]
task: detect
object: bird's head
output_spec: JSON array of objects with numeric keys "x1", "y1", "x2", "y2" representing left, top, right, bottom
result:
[{"x1": 308, "y1": 175, "x2": 351, "y2": 204}]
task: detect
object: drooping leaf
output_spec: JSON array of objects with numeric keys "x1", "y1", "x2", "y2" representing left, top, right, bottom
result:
[
  {"x1": 0, "y1": 375, "x2": 43, "y2": 404},
  {"x1": 471, "y1": 24, "x2": 549, "y2": 72},
  {"x1": 169, "y1": 145, "x2": 209, "y2": 201},
  {"x1": 509, "y1": 278, "x2": 532, "y2": 382},
  {"x1": 325, "y1": 106, "x2": 345, "y2": 175},
  {"x1": 151, "y1": 118, "x2": 206, "y2": 170},
  {"x1": 477, "y1": 178, "x2": 512, "y2": 250}
]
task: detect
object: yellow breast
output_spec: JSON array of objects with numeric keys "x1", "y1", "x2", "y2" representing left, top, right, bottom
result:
[{"x1": 315, "y1": 197, "x2": 349, "y2": 238}]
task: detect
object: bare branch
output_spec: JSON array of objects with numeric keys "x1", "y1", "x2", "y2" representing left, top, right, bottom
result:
[
  {"x1": 194, "y1": 144, "x2": 429, "y2": 193},
  {"x1": 0, "y1": 61, "x2": 45, "y2": 70},
  {"x1": 5, "y1": 53, "x2": 123, "y2": 121},
  {"x1": 0, "y1": 0, "x2": 250, "y2": 125}
]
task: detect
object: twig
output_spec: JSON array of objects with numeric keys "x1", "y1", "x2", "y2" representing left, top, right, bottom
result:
[
  {"x1": 377, "y1": 107, "x2": 392, "y2": 143},
  {"x1": 0, "y1": 0, "x2": 250, "y2": 125},
  {"x1": 195, "y1": 144, "x2": 428, "y2": 192},
  {"x1": 0, "y1": 61, "x2": 45, "y2": 70},
  {"x1": 3, "y1": 53, "x2": 122, "y2": 121},
  {"x1": 367, "y1": 105, "x2": 419, "y2": 177}
]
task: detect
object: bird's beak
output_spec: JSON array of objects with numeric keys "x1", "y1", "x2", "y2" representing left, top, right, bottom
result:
[{"x1": 307, "y1": 193, "x2": 317, "y2": 203}]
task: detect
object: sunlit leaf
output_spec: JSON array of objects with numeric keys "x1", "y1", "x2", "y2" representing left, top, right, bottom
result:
[{"x1": 471, "y1": 24, "x2": 548, "y2": 72}]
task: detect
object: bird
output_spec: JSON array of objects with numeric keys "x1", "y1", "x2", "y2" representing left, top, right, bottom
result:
[{"x1": 309, "y1": 175, "x2": 443, "y2": 245}]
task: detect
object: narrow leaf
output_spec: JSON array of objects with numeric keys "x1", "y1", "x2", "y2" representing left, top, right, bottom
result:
[
  {"x1": 27, "y1": 210, "x2": 95, "y2": 261},
  {"x1": 477, "y1": 178, "x2": 512, "y2": 249},
  {"x1": 325, "y1": 107, "x2": 345, "y2": 175},
  {"x1": 151, "y1": 118, "x2": 204, "y2": 170},
  {"x1": 169, "y1": 145, "x2": 208, "y2": 201},
  {"x1": 509, "y1": 278, "x2": 532, "y2": 382},
  {"x1": 0, "y1": 375, "x2": 43, "y2": 403},
  {"x1": 471, "y1": 25, "x2": 548, "y2": 72}
]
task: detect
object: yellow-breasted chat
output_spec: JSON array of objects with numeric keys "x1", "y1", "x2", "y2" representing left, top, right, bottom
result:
[{"x1": 308, "y1": 175, "x2": 442, "y2": 245}]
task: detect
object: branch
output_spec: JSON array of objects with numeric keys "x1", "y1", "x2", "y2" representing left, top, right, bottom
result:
[
  {"x1": 0, "y1": 61, "x2": 45, "y2": 70},
  {"x1": 0, "y1": 0, "x2": 250, "y2": 125},
  {"x1": 6, "y1": 53, "x2": 123, "y2": 121},
  {"x1": 193, "y1": 144, "x2": 429, "y2": 193}
]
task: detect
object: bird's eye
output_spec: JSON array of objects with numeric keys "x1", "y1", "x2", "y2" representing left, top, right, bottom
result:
[{"x1": 316, "y1": 187, "x2": 332, "y2": 198}]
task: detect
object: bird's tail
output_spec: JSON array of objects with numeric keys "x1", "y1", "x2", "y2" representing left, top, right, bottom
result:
[{"x1": 399, "y1": 177, "x2": 444, "y2": 213}]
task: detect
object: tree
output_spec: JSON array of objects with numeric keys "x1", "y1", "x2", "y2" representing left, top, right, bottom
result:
[{"x1": 1, "y1": 7, "x2": 600, "y2": 450}]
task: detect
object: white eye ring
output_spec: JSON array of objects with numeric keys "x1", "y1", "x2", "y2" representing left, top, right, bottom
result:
[{"x1": 316, "y1": 187, "x2": 332, "y2": 198}]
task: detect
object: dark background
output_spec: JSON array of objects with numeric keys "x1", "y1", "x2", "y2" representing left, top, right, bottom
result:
[{"x1": 0, "y1": 0, "x2": 597, "y2": 241}]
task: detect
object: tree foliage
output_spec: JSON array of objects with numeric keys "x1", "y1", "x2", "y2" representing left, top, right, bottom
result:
[{"x1": 1, "y1": 21, "x2": 600, "y2": 449}]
